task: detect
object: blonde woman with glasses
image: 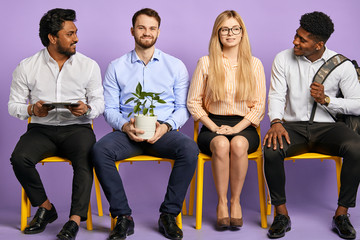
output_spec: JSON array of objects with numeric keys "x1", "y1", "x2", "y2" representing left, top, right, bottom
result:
[{"x1": 187, "y1": 10, "x2": 266, "y2": 229}]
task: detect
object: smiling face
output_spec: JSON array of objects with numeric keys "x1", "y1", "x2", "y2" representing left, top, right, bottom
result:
[
  {"x1": 293, "y1": 27, "x2": 324, "y2": 62},
  {"x1": 131, "y1": 14, "x2": 160, "y2": 50},
  {"x1": 52, "y1": 21, "x2": 78, "y2": 57},
  {"x1": 218, "y1": 17, "x2": 242, "y2": 50}
]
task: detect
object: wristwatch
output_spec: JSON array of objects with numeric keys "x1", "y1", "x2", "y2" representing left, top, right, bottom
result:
[
  {"x1": 83, "y1": 105, "x2": 92, "y2": 116},
  {"x1": 164, "y1": 122, "x2": 173, "y2": 132},
  {"x1": 323, "y1": 95, "x2": 330, "y2": 106}
]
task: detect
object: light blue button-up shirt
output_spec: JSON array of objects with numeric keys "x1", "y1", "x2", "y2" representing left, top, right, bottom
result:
[{"x1": 103, "y1": 48, "x2": 190, "y2": 131}]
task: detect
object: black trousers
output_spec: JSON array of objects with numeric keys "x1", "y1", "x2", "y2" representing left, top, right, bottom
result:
[
  {"x1": 10, "y1": 123, "x2": 95, "y2": 221},
  {"x1": 264, "y1": 121, "x2": 360, "y2": 208}
]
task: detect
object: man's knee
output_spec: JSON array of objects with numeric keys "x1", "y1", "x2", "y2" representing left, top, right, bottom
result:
[
  {"x1": 341, "y1": 139, "x2": 360, "y2": 160},
  {"x1": 178, "y1": 138, "x2": 199, "y2": 165},
  {"x1": 91, "y1": 141, "x2": 110, "y2": 166},
  {"x1": 263, "y1": 146, "x2": 284, "y2": 165},
  {"x1": 10, "y1": 152, "x2": 35, "y2": 170}
]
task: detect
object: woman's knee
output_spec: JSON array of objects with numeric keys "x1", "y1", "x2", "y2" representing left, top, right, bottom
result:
[
  {"x1": 210, "y1": 136, "x2": 230, "y2": 156},
  {"x1": 230, "y1": 137, "x2": 249, "y2": 157}
]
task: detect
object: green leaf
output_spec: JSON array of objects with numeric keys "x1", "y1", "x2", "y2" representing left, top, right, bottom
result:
[
  {"x1": 150, "y1": 105, "x2": 155, "y2": 108},
  {"x1": 136, "y1": 83, "x2": 142, "y2": 95},
  {"x1": 134, "y1": 105, "x2": 140, "y2": 113},
  {"x1": 125, "y1": 97, "x2": 135, "y2": 104},
  {"x1": 157, "y1": 99, "x2": 166, "y2": 104},
  {"x1": 127, "y1": 112, "x2": 133, "y2": 117},
  {"x1": 153, "y1": 96, "x2": 160, "y2": 100},
  {"x1": 143, "y1": 108, "x2": 148, "y2": 115},
  {"x1": 131, "y1": 93, "x2": 140, "y2": 98},
  {"x1": 144, "y1": 92, "x2": 154, "y2": 97}
]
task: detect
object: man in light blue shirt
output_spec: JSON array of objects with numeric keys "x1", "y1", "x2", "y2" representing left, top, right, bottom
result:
[{"x1": 92, "y1": 8, "x2": 198, "y2": 240}]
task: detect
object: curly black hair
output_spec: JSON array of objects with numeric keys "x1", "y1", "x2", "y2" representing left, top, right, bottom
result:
[
  {"x1": 300, "y1": 11, "x2": 334, "y2": 43},
  {"x1": 39, "y1": 8, "x2": 76, "y2": 47}
]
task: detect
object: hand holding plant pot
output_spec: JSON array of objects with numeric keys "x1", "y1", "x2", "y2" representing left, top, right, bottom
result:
[{"x1": 125, "y1": 82, "x2": 166, "y2": 139}]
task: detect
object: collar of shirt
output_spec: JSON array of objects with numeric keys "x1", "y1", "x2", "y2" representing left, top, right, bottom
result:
[
  {"x1": 43, "y1": 47, "x2": 75, "y2": 65},
  {"x1": 130, "y1": 48, "x2": 160, "y2": 64},
  {"x1": 298, "y1": 46, "x2": 330, "y2": 64}
]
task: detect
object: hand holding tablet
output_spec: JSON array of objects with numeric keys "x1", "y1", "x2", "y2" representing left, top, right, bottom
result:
[{"x1": 42, "y1": 102, "x2": 80, "y2": 108}]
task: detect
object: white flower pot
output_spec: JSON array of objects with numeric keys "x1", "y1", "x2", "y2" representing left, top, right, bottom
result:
[{"x1": 134, "y1": 114, "x2": 158, "y2": 139}]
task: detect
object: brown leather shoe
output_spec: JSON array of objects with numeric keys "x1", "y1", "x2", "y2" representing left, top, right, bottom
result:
[{"x1": 230, "y1": 217, "x2": 243, "y2": 228}]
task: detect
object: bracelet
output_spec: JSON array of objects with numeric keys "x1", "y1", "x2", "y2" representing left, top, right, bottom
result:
[
  {"x1": 270, "y1": 120, "x2": 283, "y2": 127},
  {"x1": 164, "y1": 122, "x2": 173, "y2": 132},
  {"x1": 31, "y1": 104, "x2": 35, "y2": 116}
]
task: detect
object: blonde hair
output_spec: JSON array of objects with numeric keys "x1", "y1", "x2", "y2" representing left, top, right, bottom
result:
[{"x1": 208, "y1": 10, "x2": 255, "y2": 101}]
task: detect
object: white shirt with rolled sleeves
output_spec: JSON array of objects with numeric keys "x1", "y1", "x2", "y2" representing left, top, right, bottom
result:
[
  {"x1": 268, "y1": 47, "x2": 360, "y2": 123},
  {"x1": 8, "y1": 48, "x2": 104, "y2": 125}
]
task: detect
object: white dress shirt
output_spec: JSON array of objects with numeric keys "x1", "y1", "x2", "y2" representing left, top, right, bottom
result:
[
  {"x1": 8, "y1": 48, "x2": 104, "y2": 125},
  {"x1": 268, "y1": 47, "x2": 360, "y2": 122}
]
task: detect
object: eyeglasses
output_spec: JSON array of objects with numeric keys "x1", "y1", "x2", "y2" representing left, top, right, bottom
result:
[{"x1": 219, "y1": 26, "x2": 242, "y2": 36}]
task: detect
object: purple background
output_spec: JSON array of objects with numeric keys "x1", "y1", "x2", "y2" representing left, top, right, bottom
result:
[{"x1": 1, "y1": 0, "x2": 360, "y2": 239}]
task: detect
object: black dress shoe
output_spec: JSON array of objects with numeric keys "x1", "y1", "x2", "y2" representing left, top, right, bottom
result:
[
  {"x1": 57, "y1": 220, "x2": 79, "y2": 240},
  {"x1": 267, "y1": 214, "x2": 291, "y2": 239},
  {"x1": 332, "y1": 214, "x2": 356, "y2": 239},
  {"x1": 109, "y1": 215, "x2": 134, "y2": 240},
  {"x1": 158, "y1": 213, "x2": 183, "y2": 240},
  {"x1": 24, "y1": 204, "x2": 58, "y2": 234}
]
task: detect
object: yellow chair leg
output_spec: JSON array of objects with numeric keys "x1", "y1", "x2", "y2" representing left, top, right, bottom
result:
[
  {"x1": 111, "y1": 215, "x2": 116, "y2": 230},
  {"x1": 256, "y1": 158, "x2": 268, "y2": 228},
  {"x1": 182, "y1": 199, "x2": 187, "y2": 216},
  {"x1": 195, "y1": 159, "x2": 204, "y2": 230},
  {"x1": 188, "y1": 172, "x2": 196, "y2": 216},
  {"x1": 21, "y1": 188, "x2": 28, "y2": 231},
  {"x1": 93, "y1": 169, "x2": 104, "y2": 217},
  {"x1": 27, "y1": 197, "x2": 31, "y2": 218},
  {"x1": 86, "y1": 202, "x2": 93, "y2": 230},
  {"x1": 176, "y1": 213, "x2": 182, "y2": 229}
]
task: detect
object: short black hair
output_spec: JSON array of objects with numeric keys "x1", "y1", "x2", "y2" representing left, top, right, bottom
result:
[
  {"x1": 132, "y1": 8, "x2": 161, "y2": 28},
  {"x1": 300, "y1": 11, "x2": 334, "y2": 43},
  {"x1": 39, "y1": 8, "x2": 76, "y2": 47}
]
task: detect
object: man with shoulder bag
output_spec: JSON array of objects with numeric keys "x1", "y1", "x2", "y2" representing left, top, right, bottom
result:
[{"x1": 263, "y1": 11, "x2": 360, "y2": 239}]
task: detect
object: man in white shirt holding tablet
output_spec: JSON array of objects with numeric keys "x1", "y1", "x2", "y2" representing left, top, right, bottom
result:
[{"x1": 8, "y1": 8, "x2": 104, "y2": 240}]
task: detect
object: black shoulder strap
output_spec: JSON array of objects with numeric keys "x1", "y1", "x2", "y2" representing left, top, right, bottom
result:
[{"x1": 309, "y1": 54, "x2": 349, "y2": 124}]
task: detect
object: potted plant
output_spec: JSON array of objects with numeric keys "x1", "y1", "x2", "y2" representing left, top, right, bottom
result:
[{"x1": 125, "y1": 82, "x2": 166, "y2": 139}]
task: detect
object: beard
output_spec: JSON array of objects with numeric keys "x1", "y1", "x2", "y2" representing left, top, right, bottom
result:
[
  {"x1": 56, "y1": 42, "x2": 76, "y2": 57},
  {"x1": 134, "y1": 35, "x2": 158, "y2": 49}
]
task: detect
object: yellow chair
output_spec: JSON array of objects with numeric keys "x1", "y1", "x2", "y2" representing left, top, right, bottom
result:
[
  {"x1": 263, "y1": 153, "x2": 342, "y2": 216},
  {"x1": 189, "y1": 121, "x2": 268, "y2": 229},
  {"x1": 265, "y1": 152, "x2": 342, "y2": 213},
  {"x1": 94, "y1": 155, "x2": 186, "y2": 230},
  {"x1": 21, "y1": 118, "x2": 96, "y2": 231},
  {"x1": 20, "y1": 157, "x2": 93, "y2": 231}
]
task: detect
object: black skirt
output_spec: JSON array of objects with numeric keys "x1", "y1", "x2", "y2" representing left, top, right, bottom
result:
[{"x1": 197, "y1": 113, "x2": 260, "y2": 156}]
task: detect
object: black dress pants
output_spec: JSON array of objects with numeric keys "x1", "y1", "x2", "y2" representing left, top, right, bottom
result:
[
  {"x1": 264, "y1": 121, "x2": 360, "y2": 208},
  {"x1": 10, "y1": 123, "x2": 95, "y2": 221}
]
